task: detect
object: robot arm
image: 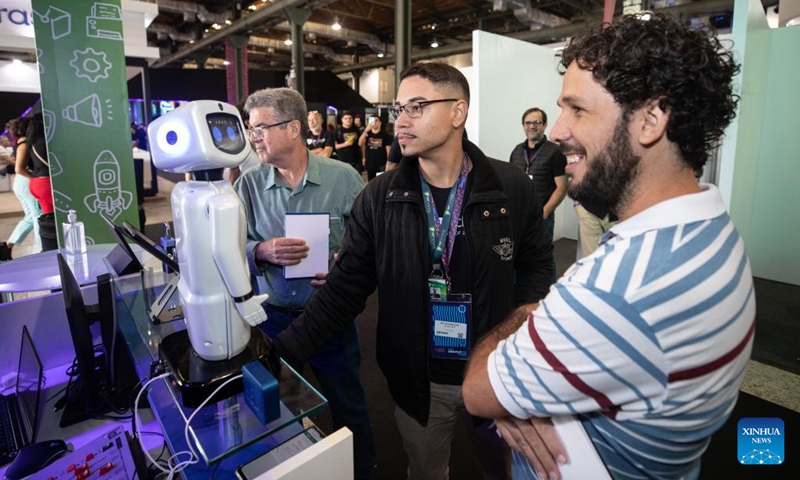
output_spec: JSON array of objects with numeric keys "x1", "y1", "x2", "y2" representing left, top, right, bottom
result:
[{"x1": 208, "y1": 194, "x2": 269, "y2": 327}]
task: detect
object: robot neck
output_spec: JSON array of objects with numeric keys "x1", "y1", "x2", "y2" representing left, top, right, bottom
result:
[{"x1": 191, "y1": 169, "x2": 225, "y2": 181}]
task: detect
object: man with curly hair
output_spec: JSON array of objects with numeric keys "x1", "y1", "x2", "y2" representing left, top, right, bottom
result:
[{"x1": 464, "y1": 13, "x2": 753, "y2": 479}]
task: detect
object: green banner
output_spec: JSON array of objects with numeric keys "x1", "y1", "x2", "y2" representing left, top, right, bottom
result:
[{"x1": 31, "y1": 0, "x2": 138, "y2": 246}]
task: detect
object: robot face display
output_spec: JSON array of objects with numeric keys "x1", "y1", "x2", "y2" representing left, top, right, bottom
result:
[{"x1": 148, "y1": 100, "x2": 252, "y2": 173}]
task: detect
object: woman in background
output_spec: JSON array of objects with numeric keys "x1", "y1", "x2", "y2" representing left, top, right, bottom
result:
[
  {"x1": 4, "y1": 117, "x2": 42, "y2": 258},
  {"x1": 17, "y1": 113, "x2": 57, "y2": 251}
]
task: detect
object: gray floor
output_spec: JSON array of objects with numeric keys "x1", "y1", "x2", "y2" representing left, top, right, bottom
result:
[{"x1": 1, "y1": 178, "x2": 798, "y2": 478}]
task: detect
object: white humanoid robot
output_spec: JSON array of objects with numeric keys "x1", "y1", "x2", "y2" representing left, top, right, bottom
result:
[{"x1": 148, "y1": 101, "x2": 268, "y2": 362}]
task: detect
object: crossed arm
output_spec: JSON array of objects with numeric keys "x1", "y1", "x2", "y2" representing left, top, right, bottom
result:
[{"x1": 463, "y1": 304, "x2": 568, "y2": 479}]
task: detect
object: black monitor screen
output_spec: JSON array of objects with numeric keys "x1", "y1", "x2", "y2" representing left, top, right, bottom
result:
[
  {"x1": 120, "y1": 221, "x2": 179, "y2": 273},
  {"x1": 205, "y1": 112, "x2": 247, "y2": 155},
  {"x1": 16, "y1": 326, "x2": 42, "y2": 443},
  {"x1": 56, "y1": 253, "x2": 104, "y2": 427},
  {"x1": 100, "y1": 212, "x2": 142, "y2": 276}
]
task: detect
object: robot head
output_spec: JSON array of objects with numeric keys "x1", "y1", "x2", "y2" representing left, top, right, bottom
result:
[{"x1": 148, "y1": 101, "x2": 251, "y2": 173}]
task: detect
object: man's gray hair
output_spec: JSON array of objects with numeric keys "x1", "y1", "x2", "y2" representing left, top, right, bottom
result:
[{"x1": 244, "y1": 88, "x2": 308, "y2": 138}]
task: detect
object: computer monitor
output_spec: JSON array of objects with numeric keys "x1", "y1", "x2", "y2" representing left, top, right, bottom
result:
[
  {"x1": 99, "y1": 212, "x2": 142, "y2": 276},
  {"x1": 17, "y1": 325, "x2": 43, "y2": 445},
  {"x1": 56, "y1": 253, "x2": 111, "y2": 427}
]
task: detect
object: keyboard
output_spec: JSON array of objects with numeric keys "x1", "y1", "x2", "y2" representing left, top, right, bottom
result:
[{"x1": 0, "y1": 395, "x2": 19, "y2": 462}]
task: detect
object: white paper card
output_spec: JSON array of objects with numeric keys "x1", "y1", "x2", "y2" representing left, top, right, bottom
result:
[
  {"x1": 284, "y1": 213, "x2": 330, "y2": 279},
  {"x1": 552, "y1": 415, "x2": 610, "y2": 480}
]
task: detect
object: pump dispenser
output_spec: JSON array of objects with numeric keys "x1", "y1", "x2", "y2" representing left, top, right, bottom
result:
[{"x1": 63, "y1": 209, "x2": 87, "y2": 254}]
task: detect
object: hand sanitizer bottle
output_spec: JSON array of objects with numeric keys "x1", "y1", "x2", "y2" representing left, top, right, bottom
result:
[{"x1": 63, "y1": 210, "x2": 87, "y2": 254}]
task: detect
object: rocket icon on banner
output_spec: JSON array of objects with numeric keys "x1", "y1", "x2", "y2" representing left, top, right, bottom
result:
[{"x1": 84, "y1": 150, "x2": 133, "y2": 221}]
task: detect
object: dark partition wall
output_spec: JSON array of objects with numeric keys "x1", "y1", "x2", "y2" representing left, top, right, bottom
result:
[{"x1": 126, "y1": 68, "x2": 372, "y2": 110}]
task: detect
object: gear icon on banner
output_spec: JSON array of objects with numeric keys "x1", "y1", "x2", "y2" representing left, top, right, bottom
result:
[{"x1": 69, "y1": 48, "x2": 112, "y2": 83}]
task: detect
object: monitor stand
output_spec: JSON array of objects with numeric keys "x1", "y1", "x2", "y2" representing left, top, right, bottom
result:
[
  {"x1": 158, "y1": 327, "x2": 280, "y2": 409},
  {"x1": 147, "y1": 274, "x2": 183, "y2": 324},
  {"x1": 60, "y1": 359, "x2": 113, "y2": 428}
]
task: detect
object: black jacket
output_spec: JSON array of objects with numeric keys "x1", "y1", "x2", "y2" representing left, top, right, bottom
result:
[{"x1": 276, "y1": 139, "x2": 554, "y2": 425}]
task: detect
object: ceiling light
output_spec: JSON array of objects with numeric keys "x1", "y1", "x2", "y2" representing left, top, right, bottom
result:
[
  {"x1": 248, "y1": 5, "x2": 257, "y2": 10},
  {"x1": 212, "y1": 23, "x2": 221, "y2": 30},
  {"x1": 284, "y1": 36, "x2": 293, "y2": 46},
  {"x1": 12, "y1": 59, "x2": 22, "y2": 65},
  {"x1": 430, "y1": 39, "x2": 439, "y2": 48},
  {"x1": 332, "y1": 16, "x2": 342, "y2": 31},
  {"x1": 225, "y1": 20, "x2": 232, "y2": 25},
  {"x1": 222, "y1": 60, "x2": 230, "y2": 65},
  {"x1": 377, "y1": 52, "x2": 384, "y2": 58}
]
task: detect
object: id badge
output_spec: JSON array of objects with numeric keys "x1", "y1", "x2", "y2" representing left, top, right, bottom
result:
[
  {"x1": 429, "y1": 277, "x2": 448, "y2": 301},
  {"x1": 430, "y1": 294, "x2": 472, "y2": 360}
]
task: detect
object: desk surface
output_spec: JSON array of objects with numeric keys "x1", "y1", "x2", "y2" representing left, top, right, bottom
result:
[
  {"x1": 0, "y1": 244, "x2": 148, "y2": 293},
  {"x1": 112, "y1": 273, "x2": 326, "y2": 477}
]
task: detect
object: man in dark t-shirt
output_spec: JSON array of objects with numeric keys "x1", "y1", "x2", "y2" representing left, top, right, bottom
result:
[
  {"x1": 306, "y1": 111, "x2": 334, "y2": 157},
  {"x1": 335, "y1": 111, "x2": 361, "y2": 172},
  {"x1": 358, "y1": 115, "x2": 392, "y2": 180},
  {"x1": 509, "y1": 107, "x2": 566, "y2": 281}
]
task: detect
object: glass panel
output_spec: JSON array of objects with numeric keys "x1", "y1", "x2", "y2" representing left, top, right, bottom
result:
[{"x1": 112, "y1": 274, "x2": 327, "y2": 464}]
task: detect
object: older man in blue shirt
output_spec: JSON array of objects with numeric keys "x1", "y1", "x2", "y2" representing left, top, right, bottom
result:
[{"x1": 234, "y1": 88, "x2": 373, "y2": 479}]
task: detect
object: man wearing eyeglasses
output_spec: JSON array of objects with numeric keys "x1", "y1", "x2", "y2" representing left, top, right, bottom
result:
[
  {"x1": 272, "y1": 62, "x2": 556, "y2": 480},
  {"x1": 233, "y1": 88, "x2": 374, "y2": 480},
  {"x1": 509, "y1": 108, "x2": 567, "y2": 281}
]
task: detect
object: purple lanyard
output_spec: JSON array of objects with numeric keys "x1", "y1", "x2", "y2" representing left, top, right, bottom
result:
[
  {"x1": 420, "y1": 155, "x2": 469, "y2": 278},
  {"x1": 523, "y1": 146, "x2": 541, "y2": 175}
]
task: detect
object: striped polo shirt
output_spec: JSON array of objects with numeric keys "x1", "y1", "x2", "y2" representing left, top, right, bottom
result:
[{"x1": 488, "y1": 184, "x2": 755, "y2": 479}]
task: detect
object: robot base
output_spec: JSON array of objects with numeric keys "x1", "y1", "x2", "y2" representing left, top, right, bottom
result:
[{"x1": 159, "y1": 327, "x2": 281, "y2": 409}]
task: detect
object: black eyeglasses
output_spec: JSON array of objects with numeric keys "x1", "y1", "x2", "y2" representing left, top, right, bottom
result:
[
  {"x1": 523, "y1": 120, "x2": 544, "y2": 127},
  {"x1": 389, "y1": 98, "x2": 458, "y2": 120},
  {"x1": 248, "y1": 119, "x2": 293, "y2": 139}
]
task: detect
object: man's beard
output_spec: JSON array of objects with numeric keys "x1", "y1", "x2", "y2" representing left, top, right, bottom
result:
[{"x1": 567, "y1": 119, "x2": 641, "y2": 216}]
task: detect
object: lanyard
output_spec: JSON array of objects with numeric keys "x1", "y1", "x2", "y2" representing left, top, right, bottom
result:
[
  {"x1": 420, "y1": 154, "x2": 469, "y2": 278},
  {"x1": 523, "y1": 144, "x2": 541, "y2": 174}
]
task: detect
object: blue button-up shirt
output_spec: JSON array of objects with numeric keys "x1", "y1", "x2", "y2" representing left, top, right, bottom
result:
[{"x1": 234, "y1": 151, "x2": 364, "y2": 309}]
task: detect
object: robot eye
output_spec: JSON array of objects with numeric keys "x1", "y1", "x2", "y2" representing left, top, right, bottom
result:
[
  {"x1": 211, "y1": 126, "x2": 223, "y2": 142},
  {"x1": 166, "y1": 131, "x2": 178, "y2": 145}
]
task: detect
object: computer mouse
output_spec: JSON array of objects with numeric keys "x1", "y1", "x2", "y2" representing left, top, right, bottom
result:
[{"x1": 4, "y1": 439, "x2": 69, "y2": 480}]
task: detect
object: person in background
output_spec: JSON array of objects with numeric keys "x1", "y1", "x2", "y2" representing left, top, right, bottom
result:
[
  {"x1": 463, "y1": 14, "x2": 750, "y2": 480},
  {"x1": 272, "y1": 62, "x2": 555, "y2": 480},
  {"x1": 306, "y1": 110, "x2": 334, "y2": 158},
  {"x1": 509, "y1": 107, "x2": 567, "y2": 281},
  {"x1": 234, "y1": 88, "x2": 374, "y2": 480},
  {"x1": 131, "y1": 122, "x2": 148, "y2": 150},
  {"x1": 16, "y1": 114, "x2": 56, "y2": 250},
  {"x1": 358, "y1": 115, "x2": 392, "y2": 181},
  {"x1": 0, "y1": 135, "x2": 13, "y2": 174},
  {"x1": 354, "y1": 114, "x2": 366, "y2": 135},
  {"x1": 2, "y1": 119, "x2": 42, "y2": 258},
  {"x1": 574, "y1": 201, "x2": 617, "y2": 258},
  {"x1": 335, "y1": 111, "x2": 362, "y2": 173}
]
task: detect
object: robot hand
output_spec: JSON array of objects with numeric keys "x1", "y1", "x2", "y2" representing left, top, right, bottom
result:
[{"x1": 235, "y1": 293, "x2": 270, "y2": 327}]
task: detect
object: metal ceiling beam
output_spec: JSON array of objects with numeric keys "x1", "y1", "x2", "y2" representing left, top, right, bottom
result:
[
  {"x1": 331, "y1": 0, "x2": 755, "y2": 74},
  {"x1": 151, "y1": 0, "x2": 329, "y2": 68}
]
